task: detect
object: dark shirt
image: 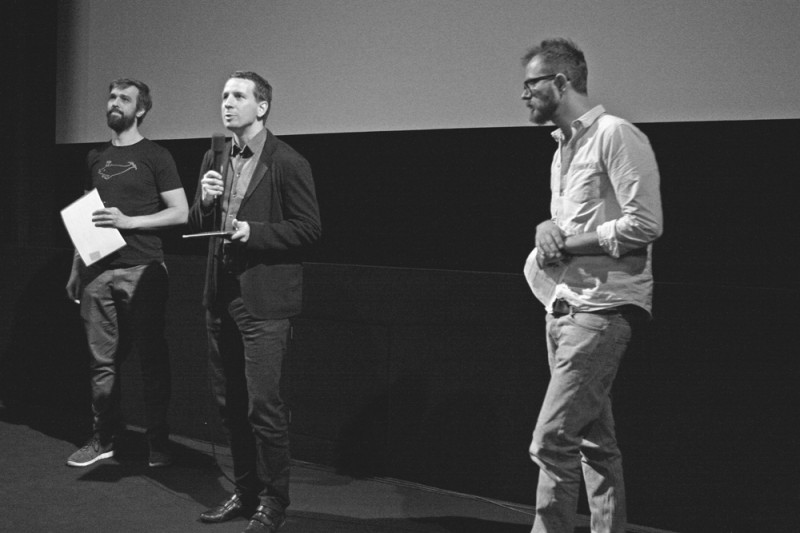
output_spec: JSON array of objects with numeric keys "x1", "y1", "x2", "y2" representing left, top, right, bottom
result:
[{"x1": 85, "y1": 138, "x2": 182, "y2": 267}]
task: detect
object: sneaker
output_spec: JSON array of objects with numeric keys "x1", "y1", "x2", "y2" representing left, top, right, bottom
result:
[
  {"x1": 148, "y1": 438, "x2": 173, "y2": 468},
  {"x1": 66, "y1": 435, "x2": 114, "y2": 467}
]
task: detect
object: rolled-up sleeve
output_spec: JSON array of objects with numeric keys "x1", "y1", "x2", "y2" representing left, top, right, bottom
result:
[{"x1": 597, "y1": 123, "x2": 663, "y2": 257}]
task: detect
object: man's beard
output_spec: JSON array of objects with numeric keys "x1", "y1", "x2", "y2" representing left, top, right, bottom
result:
[
  {"x1": 530, "y1": 98, "x2": 557, "y2": 125},
  {"x1": 107, "y1": 109, "x2": 136, "y2": 133},
  {"x1": 529, "y1": 89, "x2": 559, "y2": 125}
]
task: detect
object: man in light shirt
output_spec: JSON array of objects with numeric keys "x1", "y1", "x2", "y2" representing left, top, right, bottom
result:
[{"x1": 521, "y1": 39, "x2": 663, "y2": 533}]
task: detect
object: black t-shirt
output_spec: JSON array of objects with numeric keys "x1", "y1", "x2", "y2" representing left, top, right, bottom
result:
[{"x1": 85, "y1": 138, "x2": 182, "y2": 267}]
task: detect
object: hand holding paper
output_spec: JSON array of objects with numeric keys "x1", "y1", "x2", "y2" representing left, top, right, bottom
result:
[
  {"x1": 91, "y1": 206, "x2": 136, "y2": 230},
  {"x1": 61, "y1": 189, "x2": 126, "y2": 266}
]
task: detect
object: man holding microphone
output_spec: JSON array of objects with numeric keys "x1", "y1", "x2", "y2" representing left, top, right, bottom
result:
[{"x1": 189, "y1": 71, "x2": 320, "y2": 533}]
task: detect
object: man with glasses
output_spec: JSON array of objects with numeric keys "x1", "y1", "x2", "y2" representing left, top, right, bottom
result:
[
  {"x1": 189, "y1": 71, "x2": 321, "y2": 533},
  {"x1": 520, "y1": 39, "x2": 663, "y2": 532}
]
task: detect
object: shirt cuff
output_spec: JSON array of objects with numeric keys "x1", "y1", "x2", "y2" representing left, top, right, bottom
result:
[{"x1": 596, "y1": 220, "x2": 620, "y2": 258}]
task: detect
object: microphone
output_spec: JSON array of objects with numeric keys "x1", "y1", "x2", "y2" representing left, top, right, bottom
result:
[
  {"x1": 210, "y1": 133, "x2": 226, "y2": 208},
  {"x1": 211, "y1": 133, "x2": 226, "y2": 173}
]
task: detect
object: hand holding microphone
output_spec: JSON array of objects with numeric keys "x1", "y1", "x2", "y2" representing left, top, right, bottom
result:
[
  {"x1": 201, "y1": 133, "x2": 227, "y2": 207},
  {"x1": 201, "y1": 170, "x2": 225, "y2": 206}
]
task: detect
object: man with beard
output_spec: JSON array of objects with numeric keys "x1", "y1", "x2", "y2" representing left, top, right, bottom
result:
[
  {"x1": 520, "y1": 39, "x2": 663, "y2": 532},
  {"x1": 65, "y1": 78, "x2": 187, "y2": 468}
]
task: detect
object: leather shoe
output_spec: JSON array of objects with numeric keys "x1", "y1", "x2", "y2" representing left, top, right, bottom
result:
[
  {"x1": 199, "y1": 493, "x2": 255, "y2": 523},
  {"x1": 243, "y1": 505, "x2": 286, "y2": 532}
]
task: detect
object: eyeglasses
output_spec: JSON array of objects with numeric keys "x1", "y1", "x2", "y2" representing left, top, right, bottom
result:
[{"x1": 522, "y1": 74, "x2": 557, "y2": 93}]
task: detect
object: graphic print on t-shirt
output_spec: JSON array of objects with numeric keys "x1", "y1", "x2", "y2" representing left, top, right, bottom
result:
[{"x1": 98, "y1": 160, "x2": 138, "y2": 180}]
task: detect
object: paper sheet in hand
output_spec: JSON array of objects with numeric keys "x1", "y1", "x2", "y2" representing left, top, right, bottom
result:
[{"x1": 60, "y1": 189, "x2": 126, "y2": 266}]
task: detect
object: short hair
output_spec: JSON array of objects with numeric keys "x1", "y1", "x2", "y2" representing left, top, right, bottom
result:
[
  {"x1": 109, "y1": 78, "x2": 152, "y2": 125},
  {"x1": 230, "y1": 70, "x2": 273, "y2": 123},
  {"x1": 522, "y1": 38, "x2": 588, "y2": 95}
]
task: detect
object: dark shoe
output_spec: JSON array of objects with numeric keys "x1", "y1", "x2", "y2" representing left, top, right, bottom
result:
[
  {"x1": 66, "y1": 434, "x2": 114, "y2": 467},
  {"x1": 243, "y1": 506, "x2": 286, "y2": 533},
  {"x1": 200, "y1": 494, "x2": 256, "y2": 523},
  {"x1": 148, "y1": 437, "x2": 173, "y2": 468}
]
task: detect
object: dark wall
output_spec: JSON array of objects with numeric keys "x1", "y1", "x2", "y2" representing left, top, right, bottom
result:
[
  {"x1": 49, "y1": 117, "x2": 800, "y2": 287},
  {"x1": 3, "y1": 0, "x2": 58, "y2": 247}
]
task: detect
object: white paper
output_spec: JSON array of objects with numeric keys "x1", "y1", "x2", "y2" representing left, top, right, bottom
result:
[
  {"x1": 60, "y1": 189, "x2": 126, "y2": 266},
  {"x1": 523, "y1": 247, "x2": 564, "y2": 311}
]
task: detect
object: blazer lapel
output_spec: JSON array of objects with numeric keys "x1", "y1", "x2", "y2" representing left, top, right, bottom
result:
[
  {"x1": 243, "y1": 159, "x2": 268, "y2": 203},
  {"x1": 241, "y1": 130, "x2": 277, "y2": 204}
]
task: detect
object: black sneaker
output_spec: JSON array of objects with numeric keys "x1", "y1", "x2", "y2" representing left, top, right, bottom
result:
[
  {"x1": 148, "y1": 437, "x2": 173, "y2": 468},
  {"x1": 66, "y1": 435, "x2": 114, "y2": 467}
]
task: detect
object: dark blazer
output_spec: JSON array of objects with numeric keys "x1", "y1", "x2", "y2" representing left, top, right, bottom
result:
[{"x1": 188, "y1": 129, "x2": 321, "y2": 319}]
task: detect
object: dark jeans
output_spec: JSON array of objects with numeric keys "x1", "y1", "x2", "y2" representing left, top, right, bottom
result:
[
  {"x1": 206, "y1": 275, "x2": 291, "y2": 511},
  {"x1": 80, "y1": 263, "x2": 171, "y2": 441}
]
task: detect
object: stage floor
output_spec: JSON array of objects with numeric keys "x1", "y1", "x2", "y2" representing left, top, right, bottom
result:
[{"x1": 0, "y1": 402, "x2": 676, "y2": 533}]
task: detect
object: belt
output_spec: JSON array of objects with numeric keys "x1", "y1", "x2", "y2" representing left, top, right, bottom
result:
[{"x1": 551, "y1": 299, "x2": 645, "y2": 319}]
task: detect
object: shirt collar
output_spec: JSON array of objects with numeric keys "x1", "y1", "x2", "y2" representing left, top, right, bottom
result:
[
  {"x1": 231, "y1": 127, "x2": 267, "y2": 158},
  {"x1": 551, "y1": 105, "x2": 606, "y2": 143}
]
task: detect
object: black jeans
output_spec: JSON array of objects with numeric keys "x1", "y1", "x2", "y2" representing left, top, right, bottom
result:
[
  {"x1": 81, "y1": 262, "x2": 171, "y2": 441},
  {"x1": 206, "y1": 275, "x2": 291, "y2": 511}
]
